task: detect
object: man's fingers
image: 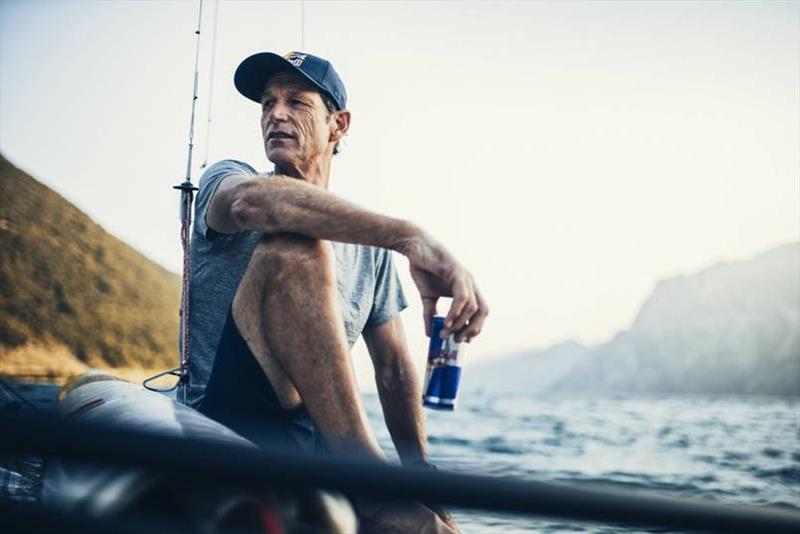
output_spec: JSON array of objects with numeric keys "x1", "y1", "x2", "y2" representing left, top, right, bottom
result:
[
  {"x1": 442, "y1": 278, "x2": 471, "y2": 338},
  {"x1": 418, "y1": 262, "x2": 486, "y2": 343},
  {"x1": 450, "y1": 294, "x2": 479, "y2": 342},
  {"x1": 445, "y1": 274, "x2": 480, "y2": 340},
  {"x1": 455, "y1": 287, "x2": 489, "y2": 343}
]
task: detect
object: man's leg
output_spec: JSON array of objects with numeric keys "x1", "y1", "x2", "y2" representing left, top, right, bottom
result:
[
  {"x1": 231, "y1": 233, "x2": 384, "y2": 461},
  {"x1": 231, "y1": 234, "x2": 458, "y2": 533}
]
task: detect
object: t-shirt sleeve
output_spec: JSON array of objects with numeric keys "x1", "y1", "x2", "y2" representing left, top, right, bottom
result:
[
  {"x1": 367, "y1": 248, "x2": 409, "y2": 327},
  {"x1": 193, "y1": 159, "x2": 257, "y2": 240}
]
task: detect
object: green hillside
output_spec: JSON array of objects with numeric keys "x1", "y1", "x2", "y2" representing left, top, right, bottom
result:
[{"x1": 0, "y1": 154, "x2": 181, "y2": 380}]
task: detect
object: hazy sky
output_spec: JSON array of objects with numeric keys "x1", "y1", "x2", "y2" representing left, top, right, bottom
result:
[{"x1": 1, "y1": 0, "x2": 798, "y2": 385}]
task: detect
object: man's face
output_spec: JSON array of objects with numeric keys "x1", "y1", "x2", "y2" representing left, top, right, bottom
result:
[{"x1": 260, "y1": 71, "x2": 334, "y2": 168}]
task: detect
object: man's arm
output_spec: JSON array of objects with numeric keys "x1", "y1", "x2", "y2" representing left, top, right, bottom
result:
[
  {"x1": 362, "y1": 315, "x2": 427, "y2": 465},
  {"x1": 207, "y1": 174, "x2": 489, "y2": 340},
  {"x1": 208, "y1": 174, "x2": 414, "y2": 251},
  {"x1": 363, "y1": 315, "x2": 461, "y2": 532}
]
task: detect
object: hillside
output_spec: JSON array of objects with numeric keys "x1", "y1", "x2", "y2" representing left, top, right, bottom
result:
[
  {"x1": 469, "y1": 243, "x2": 800, "y2": 396},
  {"x1": 0, "y1": 154, "x2": 181, "y2": 381},
  {"x1": 462, "y1": 340, "x2": 589, "y2": 394}
]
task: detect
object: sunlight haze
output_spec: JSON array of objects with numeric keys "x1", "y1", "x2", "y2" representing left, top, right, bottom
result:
[{"x1": 1, "y1": 0, "x2": 798, "y2": 386}]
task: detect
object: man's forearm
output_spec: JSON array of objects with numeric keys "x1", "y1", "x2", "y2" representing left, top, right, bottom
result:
[
  {"x1": 375, "y1": 355, "x2": 428, "y2": 465},
  {"x1": 365, "y1": 318, "x2": 430, "y2": 465},
  {"x1": 222, "y1": 176, "x2": 421, "y2": 251}
]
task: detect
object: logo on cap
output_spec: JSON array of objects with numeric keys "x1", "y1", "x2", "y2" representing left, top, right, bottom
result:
[{"x1": 284, "y1": 52, "x2": 307, "y2": 67}]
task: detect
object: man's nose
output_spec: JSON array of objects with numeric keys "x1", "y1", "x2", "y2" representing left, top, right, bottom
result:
[{"x1": 267, "y1": 102, "x2": 290, "y2": 122}]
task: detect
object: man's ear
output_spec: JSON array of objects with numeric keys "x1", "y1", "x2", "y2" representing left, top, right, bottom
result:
[{"x1": 329, "y1": 110, "x2": 351, "y2": 143}]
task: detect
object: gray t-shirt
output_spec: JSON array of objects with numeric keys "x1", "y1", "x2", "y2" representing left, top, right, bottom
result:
[{"x1": 180, "y1": 159, "x2": 408, "y2": 407}]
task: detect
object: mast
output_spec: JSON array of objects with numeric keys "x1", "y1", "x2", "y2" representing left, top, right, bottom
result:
[{"x1": 144, "y1": 0, "x2": 206, "y2": 403}]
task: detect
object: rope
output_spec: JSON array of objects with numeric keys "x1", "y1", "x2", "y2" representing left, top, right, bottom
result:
[{"x1": 177, "y1": 188, "x2": 195, "y2": 399}]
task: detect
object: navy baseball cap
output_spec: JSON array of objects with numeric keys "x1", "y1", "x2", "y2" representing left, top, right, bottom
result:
[{"x1": 234, "y1": 51, "x2": 347, "y2": 110}]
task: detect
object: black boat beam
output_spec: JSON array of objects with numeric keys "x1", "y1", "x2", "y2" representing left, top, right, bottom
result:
[{"x1": 1, "y1": 410, "x2": 798, "y2": 533}]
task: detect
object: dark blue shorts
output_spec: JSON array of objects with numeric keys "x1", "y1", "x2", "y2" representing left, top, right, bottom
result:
[{"x1": 199, "y1": 308, "x2": 327, "y2": 455}]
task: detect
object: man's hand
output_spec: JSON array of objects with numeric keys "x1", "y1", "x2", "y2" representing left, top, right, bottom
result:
[
  {"x1": 427, "y1": 503, "x2": 460, "y2": 533},
  {"x1": 357, "y1": 500, "x2": 459, "y2": 534},
  {"x1": 401, "y1": 232, "x2": 488, "y2": 342}
]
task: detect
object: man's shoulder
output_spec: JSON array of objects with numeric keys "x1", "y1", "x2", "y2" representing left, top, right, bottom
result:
[
  {"x1": 199, "y1": 159, "x2": 260, "y2": 186},
  {"x1": 200, "y1": 159, "x2": 258, "y2": 189},
  {"x1": 193, "y1": 159, "x2": 265, "y2": 241},
  {"x1": 209, "y1": 158, "x2": 258, "y2": 172}
]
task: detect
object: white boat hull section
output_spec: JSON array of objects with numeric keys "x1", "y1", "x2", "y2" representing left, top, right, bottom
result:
[
  {"x1": 42, "y1": 375, "x2": 253, "y2": 516},
  {"x1": 59, "y1": 376, "x2": 249, "y2": 445},
  {"x1": 40, "y1": 373, "x2": 357, "y2": 533}
]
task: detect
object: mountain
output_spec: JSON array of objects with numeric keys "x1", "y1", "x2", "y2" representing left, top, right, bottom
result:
[
  {"x1": 469, "y1": 243, "x2": 800, "y2": 396},
  {"x1": 0, "y1": 154, "x2": 181, "y2": 381},
  {"x1": 462, "y1": 340, "x2": 589, "y2": 394}
]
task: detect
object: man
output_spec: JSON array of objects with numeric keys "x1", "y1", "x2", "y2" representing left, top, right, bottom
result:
[{"x1": 183, "y1": 51, "x2": 488, "y2": 531}]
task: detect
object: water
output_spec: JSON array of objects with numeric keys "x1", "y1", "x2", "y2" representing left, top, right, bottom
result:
[
  {"x1": 3, "y1": 383, "x2": 798, "y2": 532},
  {"x1": 0, "y1": 381, "x2": 60, "y2": 415},
  {"x1": 363, "y1": 392, "x2": 800, "y2": 533},
  {"x1": 0, "y1": 381, "x2": 60, "y2": 502}
]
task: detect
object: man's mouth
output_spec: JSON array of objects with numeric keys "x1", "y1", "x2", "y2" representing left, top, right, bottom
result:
[{"x1": 267, "y1": 131, "x2": 296, "y2": 141}]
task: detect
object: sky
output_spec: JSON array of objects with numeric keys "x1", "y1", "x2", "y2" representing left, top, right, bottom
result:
[{"x1": 1, "y1": 0, "x2": 798, "y2": 388}]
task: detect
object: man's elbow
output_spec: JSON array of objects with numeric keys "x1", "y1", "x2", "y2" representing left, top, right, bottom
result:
[
  {"x1": 374, "y1": 356, "x2": 409, "y2": 392},
  {"x1": 229, "y1": 189, "x2": 281, "y2": 232}
]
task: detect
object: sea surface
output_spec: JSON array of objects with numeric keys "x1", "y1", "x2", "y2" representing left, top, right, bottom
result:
[
  {"x1": 3, "y1": 382, "x2": 799, "y2": 532},
  {"x1": 363, "y1": 391, "x2": 800, "y2": 533}
]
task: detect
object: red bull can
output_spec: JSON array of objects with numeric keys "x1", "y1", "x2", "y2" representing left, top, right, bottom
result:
[{"x1": 422, "y1": 316, "x2": 463, "y2": 411}]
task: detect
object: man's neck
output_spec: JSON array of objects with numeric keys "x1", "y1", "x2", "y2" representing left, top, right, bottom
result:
[{"x1": 275, "y1": 157, "x2": 331, "y2": 189}]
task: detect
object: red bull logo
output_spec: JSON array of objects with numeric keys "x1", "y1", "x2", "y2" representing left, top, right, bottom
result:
[
  {"x1": 284, "y1": 52, "x2": 307, "y2": 67},
  {"x1": 423, "y1": 316, "x2": 463, "y2": 411}
]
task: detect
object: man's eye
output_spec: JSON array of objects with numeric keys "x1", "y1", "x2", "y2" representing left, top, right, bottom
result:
[
  {"x1": 262, "y1": 100, "x2": 275, "y2": 110},
  {"x1": 291, "y1": 99, "x2": 307, "y2": 106}
]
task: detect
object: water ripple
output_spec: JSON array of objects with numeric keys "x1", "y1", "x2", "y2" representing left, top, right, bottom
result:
[{"x1": 366, "y1": 392, "x2": 800, "y2": 533}]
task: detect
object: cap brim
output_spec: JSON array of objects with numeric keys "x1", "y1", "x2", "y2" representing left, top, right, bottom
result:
[{"x1": 234, "y1": 52, "x2": 324, "y2": 104}]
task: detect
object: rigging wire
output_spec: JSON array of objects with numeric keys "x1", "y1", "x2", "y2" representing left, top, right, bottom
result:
[
  {"x1": 184, "y1": 0, "x2": 203, "y2": 181},
  {"x1": 300, "y1": 0, "x2": 305, "y2": 50},
  {"x1": 201, "y1": 0, "x2": 219, "y2": 169}
]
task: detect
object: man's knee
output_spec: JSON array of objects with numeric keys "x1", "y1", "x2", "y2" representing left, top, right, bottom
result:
[{"x1": 249, "y1": 233, "x2": 335, "y2": 284}]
